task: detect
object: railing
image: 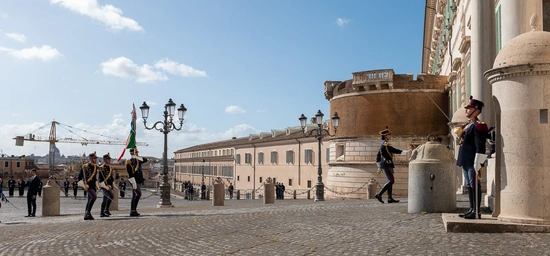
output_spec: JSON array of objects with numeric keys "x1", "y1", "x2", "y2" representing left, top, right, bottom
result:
[{"x1": 352, "y1": 69, "x2": 394, "y2": 85}]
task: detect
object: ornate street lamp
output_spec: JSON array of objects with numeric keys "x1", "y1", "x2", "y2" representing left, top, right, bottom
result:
[
  {"x1": 140, "y1": 99, "x2": 187, "y2": 208},
  {"x1": 299, "y1": 110, "x2": 339, "y2": 201},
  {"x1": 201, "y1": 159, "x2": 205, "y2": 184},
  {"x1": 201, "y1": 159, "x2": 206, "y2": 200}
]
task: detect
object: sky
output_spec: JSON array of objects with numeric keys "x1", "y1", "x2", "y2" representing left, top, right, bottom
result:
[{"x1": 0, "y1": 0, "x2": 425, "y2": 159}]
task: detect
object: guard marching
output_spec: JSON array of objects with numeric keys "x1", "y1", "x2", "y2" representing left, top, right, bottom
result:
[
  {"x1": 72, "y1": 177, "x2": 78, "y2": 198},
  {"x1": 8, "y1": 177, "x2": 15, "y2": 197},
  {"x1": 98, "y1": 153, "x2": 114, "y2": 217},
  {"x1": 126, "y1": 148, "x2": 147, "y2": 216},
  {"x1": 78, "y1": 152, "x2": 99, "y2": 220},
  {"x1": 63, "y1": 178, "x2": 70, "y2": 197}
]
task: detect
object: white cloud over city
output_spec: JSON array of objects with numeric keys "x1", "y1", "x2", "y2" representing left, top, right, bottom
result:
[
  {"x1": 225, "y1": 105, "x2": 246, "y2": 114},
  {"x1": 5, "y1": 32, "x2": 26, "y2": 42},
  {"x1": 50, "y1": 0, "x2": 143, "y2": 32},
  {"x1": 0, "y1": 45, "x2": 62, "y2": 61},
  {"x1": 336, "y1": 17, "x2": 350, "y2": 27},
  {"x1": 100, "y1": 57, "x2": 207, "y2": 83}
]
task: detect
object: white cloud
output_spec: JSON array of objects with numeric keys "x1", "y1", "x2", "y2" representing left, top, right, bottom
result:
[
  {"x1": 0, "y1": 45, "x2": 62, "y2": 61},
  {"x1": 154, "y1": 58, "x2": 207, "y2": 77},
  {"x1": 336, "y1": 18, "x2": 350, "y2": 27},
  {"x1": 100, "y1": 57, "x2": 167, "y2": 83},
  {"x1": 50, "y1": 0, "x2": 143, "y2": 31},
  {"x1": 6, "y1": 33, "x2": 26, "y2": 42},
  {"x1": 1, "y1": 13, "x2": 7, "y2": 19},
  {"x1": 225, "y1": 105, "x2": 246, "y2": 114}
]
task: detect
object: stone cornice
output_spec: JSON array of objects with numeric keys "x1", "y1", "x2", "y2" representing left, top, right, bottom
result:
[
  {"x1": 484, "y1": 63, "x2": 550, "y2": 84},
  {"x1": 329, "y1": 88, "x2": 446, "y2": 101}
]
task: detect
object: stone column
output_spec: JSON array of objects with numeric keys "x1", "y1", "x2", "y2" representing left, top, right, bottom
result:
[
  {"x1": 212, "y1": 178, "x2": 224, "y2": 206},
  {"x1": 470, "y1": 0, "x2": 496, "y2": 126},
  {"x1": 500, "y1": 0, "x2": 542, "y2": 44},
  {"x1": 42, "y1": 179, "x2": 60, "y2": 216}
]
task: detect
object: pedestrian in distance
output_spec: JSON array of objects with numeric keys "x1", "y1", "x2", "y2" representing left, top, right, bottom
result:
[
  {"x1": 72, "y1": 177, "x2": 78, "y2": 198},
  {"x1": 98, "y1": 153, "x2": 115, "y2": 217},
  {"x1": 228, "y1": 183, "x2": 234, "y2": 199},
  {"x1": 126, "y1": 148, "x2": 147, "y2": 216},
  {"x1": 455, "y1": 96, "x2": 489, "y2": 220},
  {"x1": 25, "y1": 169, "x2": 41, "y2": 217},
  {"x1": 38, "y1": 180, "x2": 42, "y2": 197},
  {"x1": 374, "y1": 127, "x2": 410, "y2": 204},
  {"x1": 17, "y1": 179, "x2": 25, "y2": 197},
  {"x1": 119, "y1": 178, "x2": 126, "y2": 198},
  {"x1": 79, "y1": 152, "x2": 99, "y2": 220},
  {"x1": 63, "y1": 178, "x2": 70, "y2": 197},
  {"x1": 8, "y1": 176, "x2": 16, "y2": 197}
]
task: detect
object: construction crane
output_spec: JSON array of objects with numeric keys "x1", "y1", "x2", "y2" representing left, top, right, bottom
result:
[{"x1": 13, "y1": 120, "x2": 148, "y2": 174}]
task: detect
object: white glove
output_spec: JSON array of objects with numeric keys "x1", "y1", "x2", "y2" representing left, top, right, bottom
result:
[
  {"x1": 400, "y1": 149, "x2": 411, "y2": 155},
  {"x1": 474, "y1": 153, "x2": 487, "y2": 169}
]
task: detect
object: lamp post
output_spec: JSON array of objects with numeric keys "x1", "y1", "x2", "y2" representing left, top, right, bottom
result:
[
  {"x1": 201, "y1": 159, "x2": 205, "y2": 199},
  {"x1": 299, "y1": 110, "x2": 339, "y2": 201},
  {"x1": 139, "y1": 99, "x2": 187, "y2": 208}
]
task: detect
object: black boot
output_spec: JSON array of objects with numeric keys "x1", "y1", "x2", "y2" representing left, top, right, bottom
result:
[
  {"x1": 100, "y1": 202, "x2": 108, "y2": 217},
  {"x1": 375, "y1": 183, "x2": 390, "y2": 204},
  {"x1": 387, "y1": 185, "x2": 399, "y2": 203},
  {"x1": 84, "y1": 212, "x2": 94, "y2": 220},
  {"x1": 464, "y1": 185, "x2": 481, "y2": 219},
  {"x1": 459, "y1": 187, "x2": 474, "y2": 218},
  {"x1": 130, "y1": 198, "x2": 140, "y2": 216}
]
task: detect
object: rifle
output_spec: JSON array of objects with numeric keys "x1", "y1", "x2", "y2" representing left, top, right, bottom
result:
[{"x1": 1, "y1": 192, "x2": 20, "y2": 210}]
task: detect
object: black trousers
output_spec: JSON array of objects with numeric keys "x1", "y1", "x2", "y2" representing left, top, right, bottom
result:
[{"x1": 27, "y1": 194, "x2": 37, "y2": 215}]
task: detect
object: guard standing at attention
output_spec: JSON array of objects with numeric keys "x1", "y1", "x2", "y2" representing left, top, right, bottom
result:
[{"x1": 455, "y1": 96, "x2": 489, "y2": 219}]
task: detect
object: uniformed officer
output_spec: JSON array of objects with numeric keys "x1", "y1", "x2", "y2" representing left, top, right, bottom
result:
[
  {"x1": 455, "y1": 96, "x2": 489, "y2": 219},
  {"x1": 98, "y1": 153, "x2": 115, "y2": 217},
  {"x1": 374, "y1": 127, "x2": 410, "y2": 204},
  {"x1": 63, "y1": 178, "x2": 70, "y2": 197},
  {"x1": 79, "y1": 152, "x2": 98, "y2": 220},
  {"x1": 126, "y1": 148, "x2": 147, "y2": 216},
  {"x1": 72, "y1": 177, "x2": 78, "y2": 198},
  {"x1": 8, "y1": 176, "x2": 16, "y2": 197},
  {"x1": 119, "y1": 178, "x2": 126, "y2": 198}
]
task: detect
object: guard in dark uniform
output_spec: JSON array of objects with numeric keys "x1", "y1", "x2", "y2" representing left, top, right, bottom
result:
[
  {"x1": 126, "y1": 148, "x2": 147, "y2": 216},
  {"x1": 79, "y1": 152, "x2": 98, "y2": 220},
  {"x1": 25, "y1": 169, "x2": 41, "y2": 217},
  {"x1": 72, "y1": 177, "x2": 79, "y2": 198},
  {"x1": 63, "y1": 178, "x2": 70, "y2": 197},
  {"x1": 119, "y1": 178, "x2": 126, "y2": 198},
  {"x1": 98, "y1": 153, "x2": 114, "y2": 217},
  {"x1": 455, "y1": 96, "x2": 489, "y2": 219},
  {"x1": 8, "y1": 177, "x2": 16, "y2": 197},
  {"x1": 374, "y1": 127, "x2": 410, "y2": 204}
]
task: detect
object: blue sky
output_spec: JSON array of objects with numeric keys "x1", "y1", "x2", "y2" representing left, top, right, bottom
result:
[{"x1": 0, "y1": 0, "x2": 425, "y2": 158}]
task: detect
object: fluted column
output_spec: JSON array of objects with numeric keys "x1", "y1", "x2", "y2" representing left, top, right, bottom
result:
[{"x1": 500, "y1": 0, "x2": 542, "y2": 45}]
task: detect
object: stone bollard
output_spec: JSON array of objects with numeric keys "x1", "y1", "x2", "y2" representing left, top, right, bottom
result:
[
  {"x1": 263, "y1": 177, "x2": 275, "y2": 204},
  {"x1": 110, "y1": 187, "x2": 119, "y2": 211},
  {"x1": 367, "y1": 178, "x2": 378, "y2": 199},
  {"x1": 307, "y1": 190, "x2": 311, "y2": 200},
  {"x1": 212, "y1": 178, "x2": 225, "y2": 206},
  {"x1": 206, "y1": 189, "x2": 211, "y2": 201},
  {"x1": 42, "y1": 179, "x2": 60, "y2": 216},
  {"x1": 408, "y1": 138, "x2": 456, "y2": 213},
  {"x1": 293, "y1": 190, "x2": 297, "y2": 199},
  {"x1": 236, "y1": 190, "x2": 240, "y2": 200}
]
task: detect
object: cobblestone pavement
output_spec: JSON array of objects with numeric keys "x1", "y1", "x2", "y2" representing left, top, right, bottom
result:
[{"x1": 1, "y1": 190, "x2": 549, "y2": 256}]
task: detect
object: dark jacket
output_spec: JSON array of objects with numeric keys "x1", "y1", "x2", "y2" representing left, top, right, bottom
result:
[
  {"x1": 126, "y1": 157, "x2": 148, "y2": 184},
  {"x1": 456, "y1": 119, "x2": 489, "y2": 167},
  {"x1": 26, "y1": 176, "x2": 41, "y2": 197},
  {"x1": 78, "y1": 163, "x2": 98, "y2": 190},
  {"x1": 98, "y1": 164, "x2": 114, "y2": 187},
  {"x1": 376, "y1": 140, "x2": 402, "y2": 168}
]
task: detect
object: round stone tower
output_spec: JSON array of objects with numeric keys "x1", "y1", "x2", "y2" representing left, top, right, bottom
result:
[
  {"x1": 484, "y1": 15, "x2": 550, "y2": 225},
  {"x1": 324, "y1": 69, "x2": 449, "y2": 199}
]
